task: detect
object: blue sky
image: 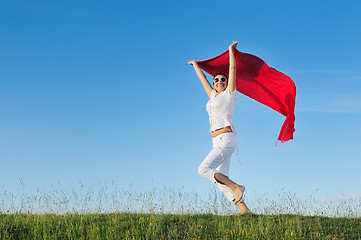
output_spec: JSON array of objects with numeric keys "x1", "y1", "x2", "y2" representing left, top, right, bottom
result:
[{"x1": 1, "y1": 0, "x2": 361, "y2": 205}]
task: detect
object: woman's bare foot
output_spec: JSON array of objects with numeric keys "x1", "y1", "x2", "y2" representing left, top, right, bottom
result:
[
  {"x1": 233, "y1": 185, "x2": 245, "y2": 204},
  {"x1": 234, "y1": 201, "x2": 252, "y2": 215}
]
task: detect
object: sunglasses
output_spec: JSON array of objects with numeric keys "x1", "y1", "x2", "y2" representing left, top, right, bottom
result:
[{"x1": 213, "y1": 77, "x2": 227, "y2": 83}]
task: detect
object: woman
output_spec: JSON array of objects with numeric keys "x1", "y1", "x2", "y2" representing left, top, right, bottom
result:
[{"x1": 188, "y1": 41, "x2": 251, "y2": 215}]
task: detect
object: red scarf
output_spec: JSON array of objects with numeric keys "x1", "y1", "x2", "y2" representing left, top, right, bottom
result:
[{"x1": 197, "y1": 49, "x2": 296, "y2": 143}]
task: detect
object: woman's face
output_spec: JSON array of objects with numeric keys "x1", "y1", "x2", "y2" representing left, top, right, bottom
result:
[{"x1": 213, "y1": 75, "x2": 228, "y2": 93}]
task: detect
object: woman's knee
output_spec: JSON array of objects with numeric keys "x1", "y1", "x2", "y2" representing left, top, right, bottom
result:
[{"x1": 198, "y1": 164, "x2": 208, "y2": 178}]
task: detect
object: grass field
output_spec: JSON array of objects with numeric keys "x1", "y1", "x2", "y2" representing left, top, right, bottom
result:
[
  {"x1": 1, "y1": 184, "x2": 360, "y2": 239},
  {"x1": 1, "y1": 213, "x2": 360, "y2": 239}
]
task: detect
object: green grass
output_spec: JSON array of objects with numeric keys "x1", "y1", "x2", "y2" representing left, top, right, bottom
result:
[
  {"x1": 1, "y1": 184, "x2": 360, "y2": 239},
  {"x1": 1, "y1": 213, "x2": 360, "y2": 239}
]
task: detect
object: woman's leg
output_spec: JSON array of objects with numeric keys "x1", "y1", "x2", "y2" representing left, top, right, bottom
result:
[
  {"x1": 215, "y1": 164, "x2": 251, "y2": 214},
  {"x1": 214, "y1": 149, "x2": 237, "y2": 202},
  {"x1": 198, "y1": 145, "x2": 236, "y2": 201},
  {"x1": 214, "y1": 173, "x2": 245, "y2": 203},
  {"x1": 234, "y1": 201, "x2": 252, "y2": 215},
  {"x1": 198, "y1": 132, "x2": 243, "y2": 202},
  {"x1": 213, "y1": 132, "x2": 244, "y2": 203},
  {"x1": 212, "y1": 137, "x2": 251, "y2": 214}
]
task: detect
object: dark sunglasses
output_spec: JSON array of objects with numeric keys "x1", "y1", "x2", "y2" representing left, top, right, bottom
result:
[{"x1": 213, "y1": 77, "x2": 227, "y2": 83}]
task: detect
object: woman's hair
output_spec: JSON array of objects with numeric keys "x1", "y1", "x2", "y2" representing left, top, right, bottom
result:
[{"x1": 213, "y1": 72, "x2": 228, "y2": 81}]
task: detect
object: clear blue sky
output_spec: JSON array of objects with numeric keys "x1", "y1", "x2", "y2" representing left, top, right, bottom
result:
[{"x1": 1, "y1": 0, "x2": 360, "y2": 204}]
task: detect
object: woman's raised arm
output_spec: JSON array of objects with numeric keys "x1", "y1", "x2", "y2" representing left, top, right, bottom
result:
[
  {"x1": 228, "y1": 41, "x2": 238, "y2": 93},
  {"x1": 188, "y1": 60, "x2": 213, "y2": 98}
]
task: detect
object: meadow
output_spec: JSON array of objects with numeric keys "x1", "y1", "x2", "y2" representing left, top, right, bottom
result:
[{"x1": 1, "y1": 183, "x2": 360, "y2": 239}]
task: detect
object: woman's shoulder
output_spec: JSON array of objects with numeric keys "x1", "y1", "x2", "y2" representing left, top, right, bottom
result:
[{"x1": 221, "y1": 86, "x2": 236, "y2": 96}]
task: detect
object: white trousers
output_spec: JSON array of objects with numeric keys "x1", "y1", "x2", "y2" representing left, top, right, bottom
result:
[{"x1": 198, "y1": 132, "x2": 237, "y2": 202}]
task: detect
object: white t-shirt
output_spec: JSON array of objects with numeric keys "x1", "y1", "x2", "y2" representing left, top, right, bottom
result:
[{"x1": 206, "y1": 87, "x2": 237, "y2": 133}]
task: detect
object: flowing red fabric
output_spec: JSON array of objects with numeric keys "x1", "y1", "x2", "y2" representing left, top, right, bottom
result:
[{"x1": 197, "y1": 49, "x2": 296, "y2": 143}]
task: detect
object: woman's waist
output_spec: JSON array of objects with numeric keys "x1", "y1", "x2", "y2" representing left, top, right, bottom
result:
[
  {"x1": 211, "y1": 126, "x2": 232, "y2": 138},
  {"x1": 211, "y1": 128, "x2": 237, "y2": 148}
]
